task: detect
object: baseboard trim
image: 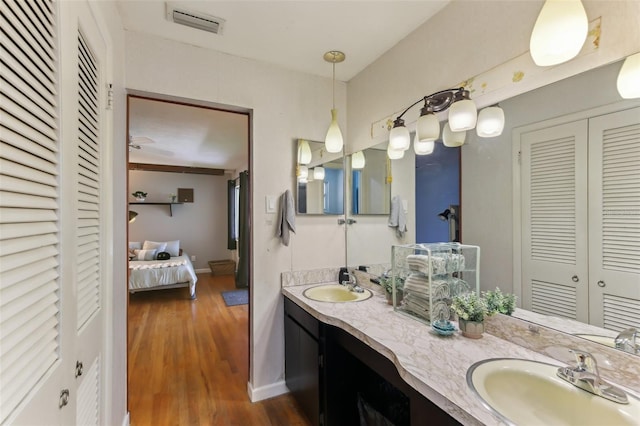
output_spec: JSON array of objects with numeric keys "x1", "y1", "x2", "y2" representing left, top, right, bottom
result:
[
  {"x1": 195, "y1": 268, "x2": 211, "y2": 274},
  {"x1": 121, "y1": 412, "x2": 130, "y2": 426},
  {"x1": 247, "y1": 380, "x2": 289, "y2": 402}
]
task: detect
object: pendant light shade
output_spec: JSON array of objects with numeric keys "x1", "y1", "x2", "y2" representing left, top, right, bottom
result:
[
  {"x1": 617, "y1": 52, "x2": 640, "y2": 99},
  {"x1": 351, "y1": 151, "x2": 366, "y2": 169},
  {"x1": 416, "y1": 112, "x2": 440, "y2": 142},
  {"x1": 476, "y1": 106, "x2": 505, "y2": 137},
  {"x1": 387, "y1": 144, "x2": 405, "y2": 160},
  {"x1": 414, "y1": 139, "x2": 435, "y2": 155},
  {"x1": 443, "y1": 123, "x2": 466, "y2": 147},
  {"x1": 448, "y1": 98, "x2": 477, "y2": 132},
  {"x1": 324, "y1": 51, "x2": 346, "y2": 153},
  {"x1": 313, "y1": 166, "x2": 325, "y2": 180},
  {"x1": 298, "y1": 139, "x2": 312, "y2": 164},
  {"x1": 389, "y1": 118, "x2": 411, "y2": 151},
  {"x1": 530, "y1": 0, "x2": 588, "y2": 67}
]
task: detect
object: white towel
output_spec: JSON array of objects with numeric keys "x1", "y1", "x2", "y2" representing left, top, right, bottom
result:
[
  {"x1": 388, "y1": 196, "x2": 407, "y2": 237},
  {"x1": 276, "y1": 190, "x2": 296, "y2": 246}
]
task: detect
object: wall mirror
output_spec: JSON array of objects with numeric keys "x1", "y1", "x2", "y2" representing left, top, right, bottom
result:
[
  {"x1": 349, "y1": 142, "x2": 391, "y2": 215},
  {"x1": 346, "y1": 58, "x2": 640, "y2": 356},
  {"x1": 296, "y1": 139, "x2": 344, "y2": 215}
]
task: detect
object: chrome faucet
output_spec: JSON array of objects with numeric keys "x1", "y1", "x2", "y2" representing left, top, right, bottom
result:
[
  {"x1": 557, "y1": 350, "x2": 628, "y2": 404},
  {"x1": 340, "y1": 272, "x2": 364, "y2": 293},
  {"x1": 615, "y1": 327, "x2": 639, "y2": 355}
]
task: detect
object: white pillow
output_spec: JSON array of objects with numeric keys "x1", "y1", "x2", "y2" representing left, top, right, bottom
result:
[
  {"x1": 165, "y1": 240, "x2": 180, "y2": 257},
  {"x1": 134, "y1": 249, "x2": 156, "y2": 261},
  {"x1": 143, "y1": 240, "x2": 167, "y2": 253},
  {"x1": 129, "y1": 241, "x2": 142, "y2": 251}
]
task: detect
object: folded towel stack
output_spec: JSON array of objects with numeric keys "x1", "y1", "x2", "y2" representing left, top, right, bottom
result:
[
  {"x1": 402, "y1": 292, "x2": 431, "y2": 318},
  {"x1": 406, "y1": 253, "x2": 466, "y2": 275},
  {"x1": 404, "y1": 273, "x2": 430, "y2": 296}
]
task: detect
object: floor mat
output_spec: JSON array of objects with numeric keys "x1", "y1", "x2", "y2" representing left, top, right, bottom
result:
[{"x1": 221, "y1": 289, "x2": 248, "y2": 306}]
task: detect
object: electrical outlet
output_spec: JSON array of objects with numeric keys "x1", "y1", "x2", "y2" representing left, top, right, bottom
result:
[{"x1": 190, "y1": 255, "x2": 196, "y2": 261}]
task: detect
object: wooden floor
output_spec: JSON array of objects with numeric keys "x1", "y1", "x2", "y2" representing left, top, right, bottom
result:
[{"x1": 128, "y1": 273, "x2": 311, "y2": 426}]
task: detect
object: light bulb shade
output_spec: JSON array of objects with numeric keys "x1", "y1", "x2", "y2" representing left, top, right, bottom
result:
[
  {"x1": 416, "y1": 112, "x2": 440, "y2": 142},
  {"x1": 443, "y1": 123, "x2": 466, "y2": 147},
  {"x1": 617, "y1": 52, "x2": 640, "y2": 99},
  {"x1": 351, "y1": 151, "x2": 366, "y2": 169},
  {"x1": 128, "y1": 210, "x2": 138, "y2": 223},
  {"x1": 476, "y1": 106, "x2": 505, "y2": 137},
  {"x1": 414, "y1": 135, "x2": 435, "y2": 155},
  {"x1": 387, "y1": 143, "x2": 405, "y2": 160},
  {"x1": 298, "y1": 139, "x2": 312, "y2": 164},
  {"x1": 298, "y1": 165, "x2": 308, "y2": 179},
  {"x1": 448, "y1": 99, "x2": 477, "y2": 131},
  {"x1": 529, "y1": 0, "x2": 588, "y2": 67},
  {"x1": 325, "y1": 109, "x2": 343, "y2": 153},
  {"x1": 389, "y1": 120, "x2": 411, "y2": 151},
  {"x1": 313, "y1": 166, "x2": 325, "y2": 180}
]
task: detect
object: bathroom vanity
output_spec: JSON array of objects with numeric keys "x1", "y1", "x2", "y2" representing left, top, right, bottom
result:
[{"x1": 282, "y1": 274, "x2": 640, "y2": 426}]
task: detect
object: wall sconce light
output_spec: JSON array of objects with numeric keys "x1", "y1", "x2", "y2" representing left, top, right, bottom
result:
[
  {"x1": 351, "y1": 151, "x2": 366, "y2": 169},
  {"x1": 313, "y1": 166, "x2": 325, "y2": 180},
  {"x1": 324, "y1": 50, "x2": 345, "y2": 153},
  {"x1": 128, "y1": 210, "x2": 138, "y2": 223},
  {"x1": 529, "y1": 0, "x2": 588, "y2": 67},
  {"x1": 387, "y1": 87, "x2": 504, "y2": 158},
  {"x1": 298, "y1": 139, "x2": 312, "y2": 164},
  {"x1": 617, "y1": 52, "x2": 640, "y2": 99}
]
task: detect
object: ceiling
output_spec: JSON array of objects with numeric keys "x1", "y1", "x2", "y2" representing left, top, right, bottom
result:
[{"x1": 120, "y1": 0, "x2": 451, "y2": 170}]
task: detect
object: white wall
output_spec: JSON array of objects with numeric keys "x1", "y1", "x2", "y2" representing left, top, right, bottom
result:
[
  {"x1": 124, "y1": 31, "x2": 347, "y2": 396},
  {"x1": 346, "y1": 0, "x2": 640, "y2": 290},
  {"x1": 128, "y1": 170, "x2": 231, "y2": 270}
]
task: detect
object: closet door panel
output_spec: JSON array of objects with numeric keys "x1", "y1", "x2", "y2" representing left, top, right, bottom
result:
[
  {"x1": 588, "y1": 107, "x2": 640, "y2": 331},
  {"x1": 521, "y1": 120, "x2": 589, "y2": 322}
]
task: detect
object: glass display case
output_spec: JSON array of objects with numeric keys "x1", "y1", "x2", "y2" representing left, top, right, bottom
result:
[{"x1": 391, "y1": 243, "x2": 480, "y2": 325}]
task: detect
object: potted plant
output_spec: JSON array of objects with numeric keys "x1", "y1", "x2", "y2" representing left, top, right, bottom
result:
[
  {"x1": 132, "y1": 191, "x2": 147, "y2": 201},
  {"x1": 483, "y1": 287, "x2": 517, "y2": 316},
  {"x1": 380, "y1": 274, "x2": 404, "y2": 305},
  {"x1": 451, "y1": 292, "x2": 489, "y2": 339}
]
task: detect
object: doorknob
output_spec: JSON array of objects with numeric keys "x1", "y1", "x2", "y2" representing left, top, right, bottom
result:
[{"x1": 597, "y1": 280, "x2": 606, "y2": 288}]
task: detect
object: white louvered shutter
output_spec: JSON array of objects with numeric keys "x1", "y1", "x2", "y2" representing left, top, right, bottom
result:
[
  {"x1": 521, "y1": 120, "x2": 589, "y2": 322},
  {"x1": 0, "y1": 0, "x2": 63, "y2": 422},
  {"x1": 588, "y1": 107, "x2": 640, "y2": 331}
]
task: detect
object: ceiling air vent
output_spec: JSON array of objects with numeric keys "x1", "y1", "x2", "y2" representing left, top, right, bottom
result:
[{"x1": 166, "y1": 3, "x2": 225, "y2": 35}]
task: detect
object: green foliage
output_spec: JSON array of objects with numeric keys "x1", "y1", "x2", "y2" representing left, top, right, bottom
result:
[
  {"x1": 380, "y1": 275, "x2": 404, "y2": 295},
  {"x1": 451, "y1": 292, "x2": 489, "y2": 322},
  {"x1": 483, "y1": 287, "x2": 517, "y2": 316},
  {"x1": 132, "y1": 191, "x2": 147, "y2": 198}
]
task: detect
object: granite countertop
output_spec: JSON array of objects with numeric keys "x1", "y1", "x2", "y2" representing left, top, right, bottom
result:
[{"x1": 282, "y1": 282, "x2": 568, "y2": 426}]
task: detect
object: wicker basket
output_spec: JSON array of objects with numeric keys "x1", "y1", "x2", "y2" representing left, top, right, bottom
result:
[{"x1": 208, "y1": 259, "x2": 236, "y2": 276}]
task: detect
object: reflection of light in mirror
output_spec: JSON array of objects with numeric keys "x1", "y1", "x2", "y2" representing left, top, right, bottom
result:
[
  {"x1": 476, "y1": 106, "x2": 505, "y2": 137},
  {"x1": 298, "y1": 165, "x2": 308, "y2": 180},
  {"x1": 617, "y1": 53, "x2": 640, "y2": 99},
  {"x1": 529, "y1": 0, "x2": 588, "y2": 66},
  {"x1": 351, "y1": 151, "x2": 366, "y2": 169},
  {"x1": 416, "y1": 111, "x2": 440, "y2": 143},
  {"x1": 387, "y1": 144, "x2": 405, "y2": 159},
  {"x1": 448, "y1": 96, "x2": 477, "y2": 131},
  {"x1": 313, "y1": 166, "x2": 325, "y2": 180},
  {"x1": 414, "y1": 139, "x2": 435, "y2": 155},
  {"x1": 443, "y1": 123, "x2": 466, "y2": 147},
  {"x1": 298, "y1": 139, "x2": 311, "y2": 164}
]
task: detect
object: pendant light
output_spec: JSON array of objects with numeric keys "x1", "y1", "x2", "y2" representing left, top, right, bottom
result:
[
  {"x1": 476, "y1": 106, "x2": 505, "y2": 137},
  {"x1": 351, "y1": 151, "x2": 366, "y2": 169},
  {"x1": 617, "y1": 52, "x2": 640, "y2": 99},
  {"x1": 324, "y1": 51, "x2": 345, "y2": 153},
  {"x1": 443, "y1": 123, "x2": 466, "y2": 147},
  {"x1": 530, "y1": 0, "x2": 588, "y2": 66}
]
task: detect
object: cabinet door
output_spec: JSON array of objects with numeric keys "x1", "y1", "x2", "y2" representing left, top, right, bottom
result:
[
  {"x1": 521, "y1": 120, "x2": 589, "y2": 322},
  {"x1": 588, "y1": 107, "x2": 640, "y2": 330}
]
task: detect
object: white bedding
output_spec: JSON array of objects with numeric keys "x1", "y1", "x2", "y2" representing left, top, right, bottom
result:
[{"x1": 128, "y1": 253, "x2": 197, "y2": 298}]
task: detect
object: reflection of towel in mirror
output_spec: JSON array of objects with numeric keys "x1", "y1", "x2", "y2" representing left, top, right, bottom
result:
[
  {"x1": 276, "y1": 190, "x2": 296, "y2": 246},
  {"x1": 388, "y1": 196, "x2": 407, "y2": 237}
]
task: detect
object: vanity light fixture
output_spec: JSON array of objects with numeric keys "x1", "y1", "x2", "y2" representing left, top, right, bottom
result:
[
  {"x1": 313, "y1": 166, "x2": 325, "y2": 180},
  {"x1": 442, "y1": 123, "x2": 466, "y2": 147},
  {"x1": 351, "y1": 151, "x2": 366, "y2": 169},
  {"x1": 387, "y1": 144, "x2": 405, "y2": 160},
  {"x1": 413, "y1": 134, "x2": 435, "y2": 155},
  {"x1": 476, "y1": 105, "x2": 505, "y2": 137},
  {"x1": 297, "y1": 139, "x2": 312, "y2": 164},
  {"x1": 529, "y1": 0, "x2": 588, "y2": 67},
  {"x1": 297, "y1": 165, "x2": 309, "y2": 181},
  {"x1": 324, "y1": 51, "x2": 345, "y2": 153},
  {"x1": 617, "y1": 52, "x2": 640, "y2": 99}
]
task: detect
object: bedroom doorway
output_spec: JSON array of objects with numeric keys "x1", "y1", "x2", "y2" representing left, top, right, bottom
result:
[{"x1": 125, "y1": 93, "x2": 253, "y2": 423}]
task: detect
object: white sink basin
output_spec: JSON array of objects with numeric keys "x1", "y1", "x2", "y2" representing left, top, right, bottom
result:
[
  {"x1": 575, "y1": 334, "x2": 616, "y2": 348},
  {"x1": 467, "y1": 358, "x2": 640, "y2": 426},
  {"x1": 303, "y1": 284, "x2": 372, "y2": 302}
]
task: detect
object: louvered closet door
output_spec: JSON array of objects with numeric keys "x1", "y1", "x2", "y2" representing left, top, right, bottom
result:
[
  {"x1": 0, "y1": 0, "x2": 67, "y2": 424},
  {"x1": 521, "y1": 120, "x2": 589, "y2": 322},
  {"x1": 588, "y1": 107, "x2": 640, "y2": 331}
]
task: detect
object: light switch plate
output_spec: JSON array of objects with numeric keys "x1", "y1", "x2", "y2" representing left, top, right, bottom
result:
[{"x1": 266, "y1": 195, "x2": 277, "y2": 213}]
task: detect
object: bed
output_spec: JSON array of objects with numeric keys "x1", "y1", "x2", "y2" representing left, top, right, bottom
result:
[{"x1": 128, "y1": 240, "x2": 198, "y2": 299}]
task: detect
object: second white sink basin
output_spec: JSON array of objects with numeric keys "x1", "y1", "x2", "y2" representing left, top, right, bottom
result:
[
  {"x1": 303, "y1": 284, "x2": 372, "y2": 302},
  {"x1": 467, "y1": 358, "x2": 640, "y2": 426}
]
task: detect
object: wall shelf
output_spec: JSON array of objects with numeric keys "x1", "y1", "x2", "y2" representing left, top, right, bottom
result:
[{"x1": 129, "y1": 202, "x2": 183, "y2": 217}]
